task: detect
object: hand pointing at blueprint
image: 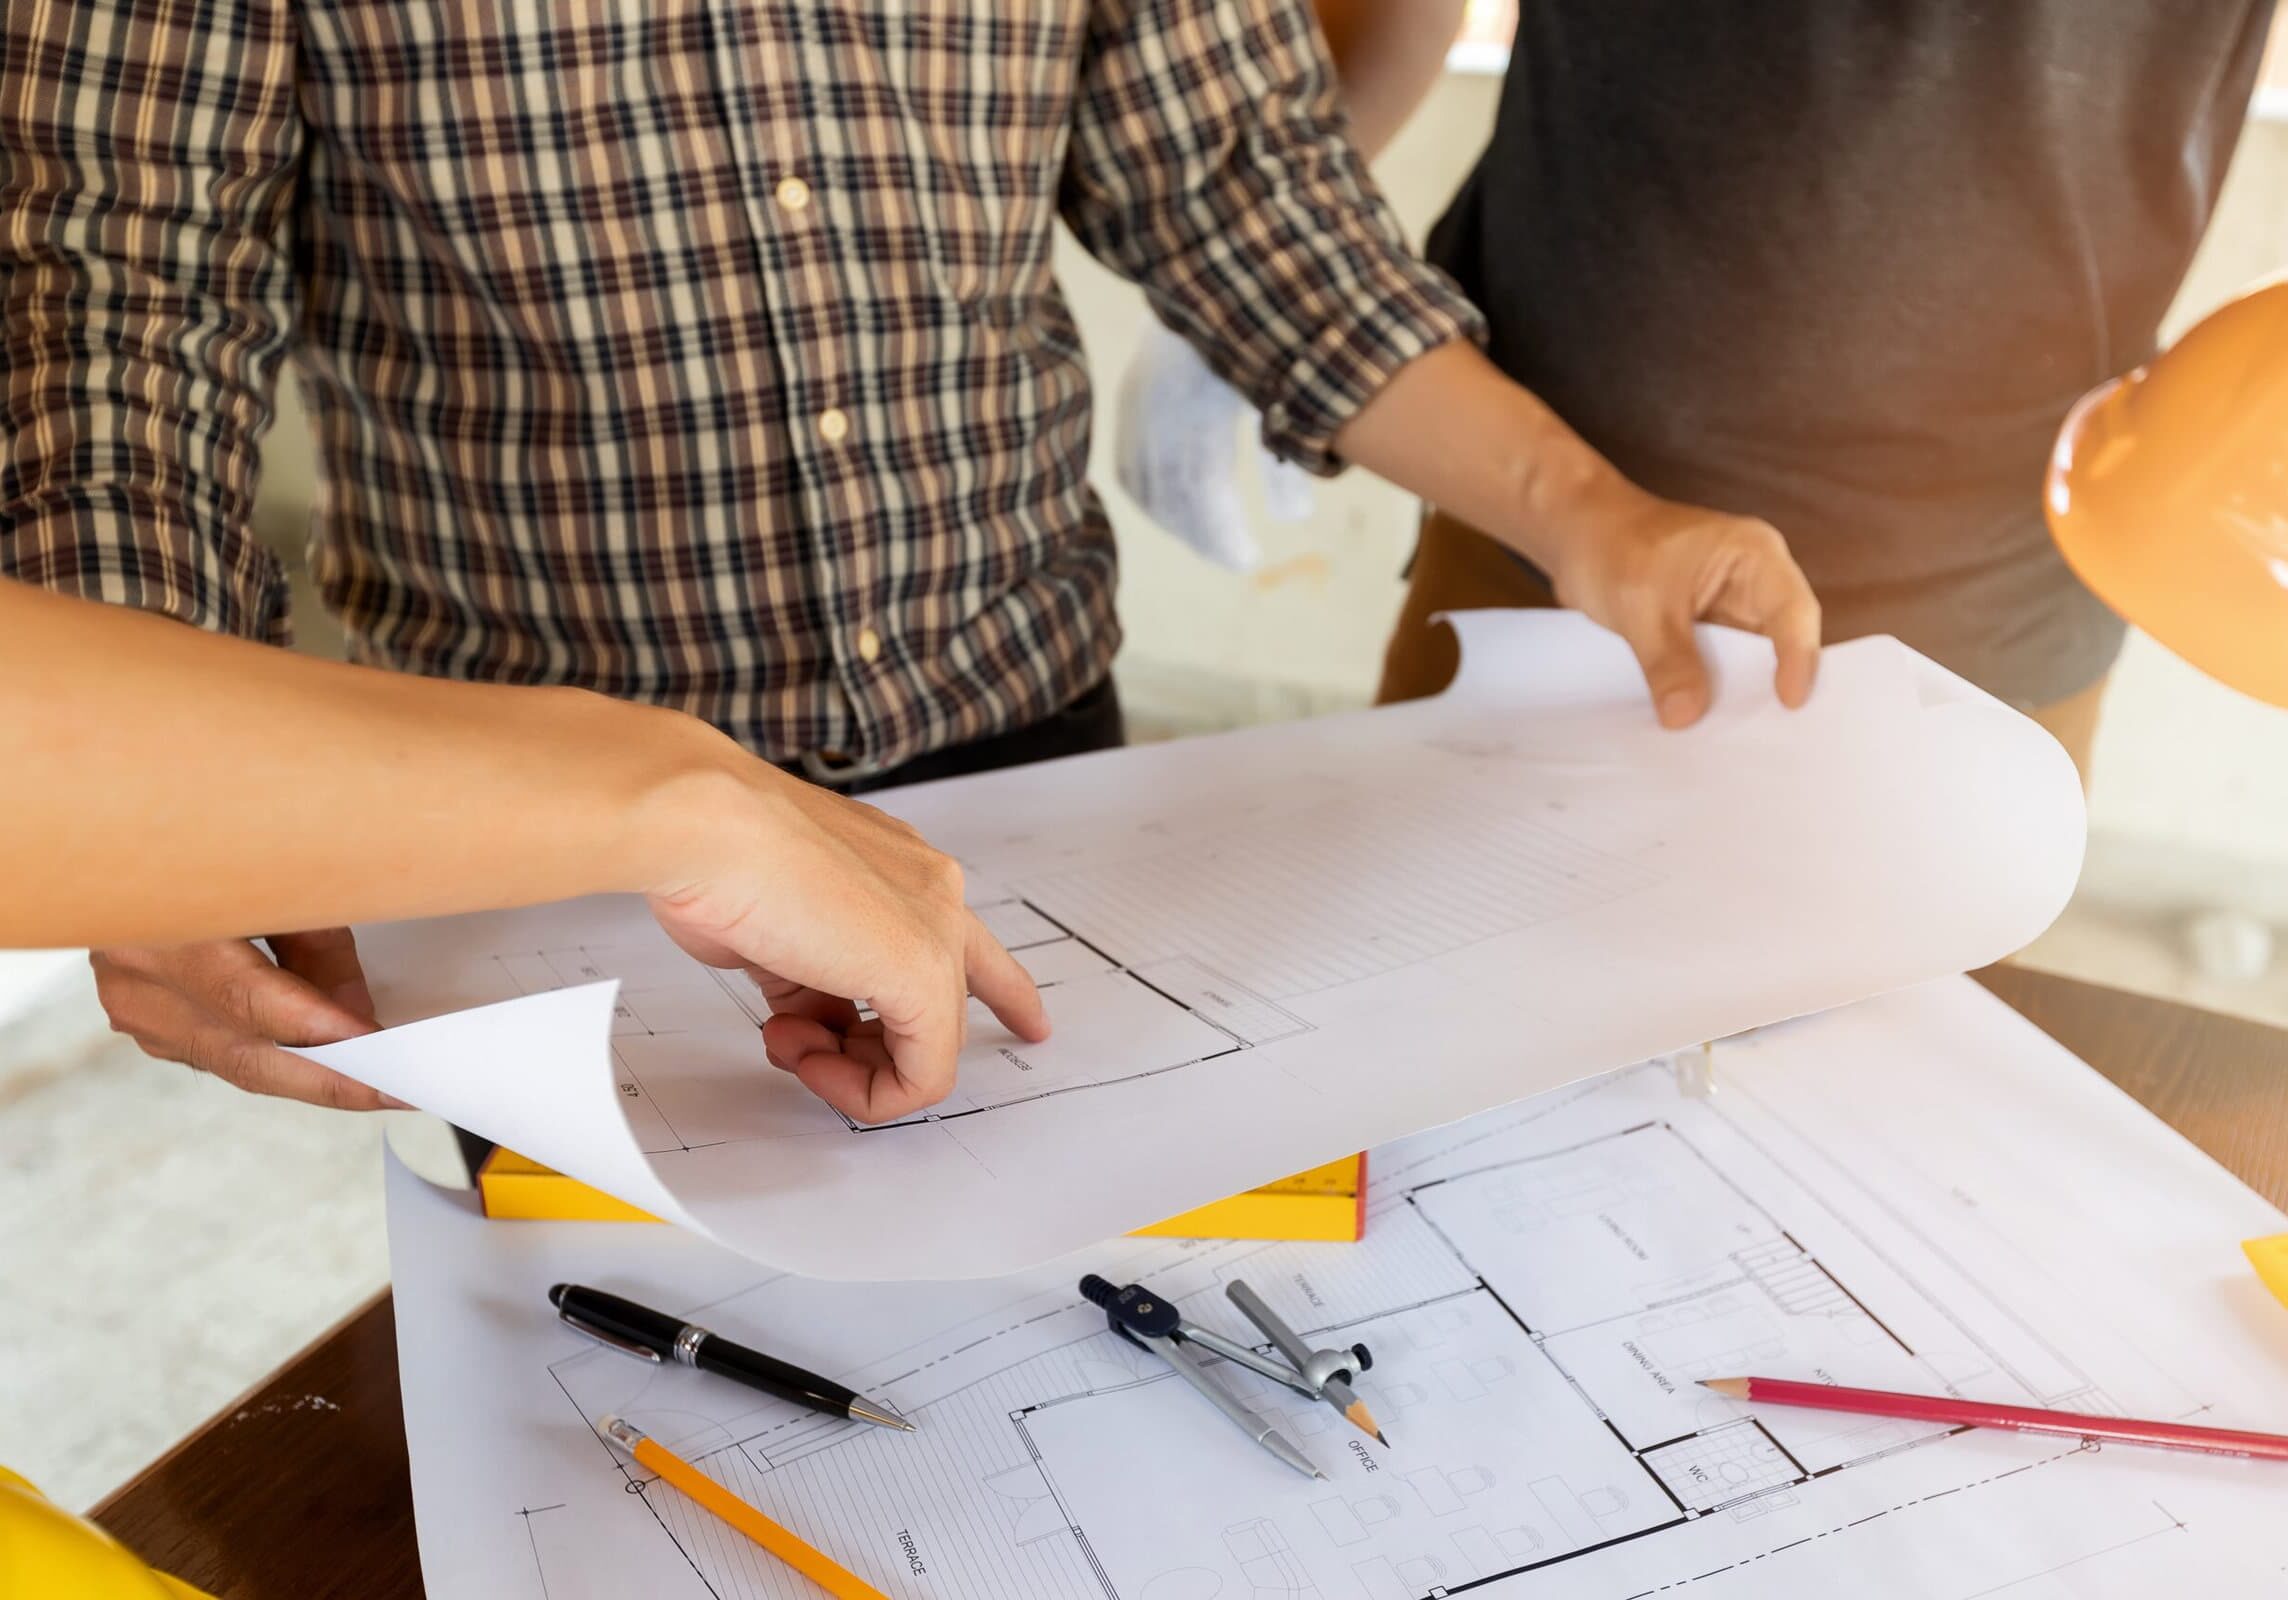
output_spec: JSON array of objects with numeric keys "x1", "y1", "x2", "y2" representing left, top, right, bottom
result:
[
  {"x1": 310, "y1": 611, "x2": 2085, "y2": 1279},
  {"x1": 645, "y1": 778, "x2": 1048, "y2": 1125}
]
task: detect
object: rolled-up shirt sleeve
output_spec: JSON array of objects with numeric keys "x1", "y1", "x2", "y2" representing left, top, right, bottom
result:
[
  {"x1": 3, "y1": 0, "x2": 304, "y2": 642},
  {"x1": 1060, "y1": 0, "x2": 1486, "y2": 476}
]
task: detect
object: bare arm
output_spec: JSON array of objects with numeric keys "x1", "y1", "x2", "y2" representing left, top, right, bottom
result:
[
  {"x1": 2, "y1": 0, "x2": 1034, "y2": 1123},
  {"x1": 1334, "y1": 342, "x2": 1822, "y2": 725},
  {"x1": 1070, "y1": 0, "x2": 1818, "y2": 724},
  {"x1": 1305, "y1": 6, "x2": 1819, "y2": 721},
  {"x1": 1313, "y1": 0, "x2": 1470, "y2": 156},
  {"x1": 0, "y1": 581, "x2": 1044, "y2": 1120},
  {"x1": 3, "y1": 581, "x2": 705, "y2": 947}
]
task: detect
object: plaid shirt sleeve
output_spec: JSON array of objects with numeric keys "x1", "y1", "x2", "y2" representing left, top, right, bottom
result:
[
  {"x1": 1060, "y1": 0, "x2": 1487, "y2": 476},
  {"x1": 3, "y1": 0, "x2": 303, "y2": 643}
]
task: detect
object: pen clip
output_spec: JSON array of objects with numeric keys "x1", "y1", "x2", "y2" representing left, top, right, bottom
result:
[{"x1": 558, "y1": 1306, "x2": 664, "y2": 1363}]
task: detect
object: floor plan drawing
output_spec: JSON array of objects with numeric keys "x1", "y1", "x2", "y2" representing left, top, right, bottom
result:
[
  {"x1": 474, "y1": 894, "x2": 1316, "y2": 1138},
  {"x1": 990, "y1": 777, "x2": 1663, "y2": 1002},
  {"x1": 383, "y1": 980, "x2": 2288, "y2": 1600},
  {"x1": 336, "y1": 616, "x2": 2090, "y2": 1278},
  {"x1": 551, "y1": 1078, "x2": 2088, "y2": 1600},
  {"x1": 485, "y1": 942, "x2": 779, "y2": 1154},
  {"x1": 423, "y1": 770, "x2": 1656, "y2": 1149}
]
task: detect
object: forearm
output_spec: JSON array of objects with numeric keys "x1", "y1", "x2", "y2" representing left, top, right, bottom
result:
[
  {"x1": 0, "y1": 581, "x2": 746, "y2": 948},
  {"x1": 1334, "y1": 342, "x2": 1821, "y2": 724},
  {"x1": 1314, "y1": 0, "x2": 1469, "y2": 157},
  {"x1": 1331, "y1": 340, "x2": 1640, "y2": 593}
]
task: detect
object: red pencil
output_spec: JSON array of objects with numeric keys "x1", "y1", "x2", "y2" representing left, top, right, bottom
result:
[{"x1": 1701, "y1": 1376, "x2": 2288, "y2": 1462}]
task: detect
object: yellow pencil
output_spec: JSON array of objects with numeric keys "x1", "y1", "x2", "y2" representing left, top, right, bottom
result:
[{"x1": 596, "y1": 1414, "x2": 889, "y2": 1599}]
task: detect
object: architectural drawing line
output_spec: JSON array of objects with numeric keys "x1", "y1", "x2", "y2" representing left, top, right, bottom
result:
[
  {"x1": 839, "y1": 897, "x2": 1308, "y2": 1131},
  {"x1": 518, "y1": 1044, "x2": 2240, "y2": 1600},
  {"x1": 1721, "y1": 1074, "x2": 2096, "y2": 1403},
  {"x1": 1954, "y1": 1519, "x2": 2190, "y2": 1598},
  {"x1": 515, "y1": 1504, "x2": 563, "y2": 1600},
  {"x1": 1619, "y1": 1448, "x2": 2088, "y2": 1598},
  {"x1": 849, "y1": 1040, "x2": 1250, "y2": 1131},
  {"x1": 1367, "y1": 1073, "x2": 1639, "y2": 1196}
]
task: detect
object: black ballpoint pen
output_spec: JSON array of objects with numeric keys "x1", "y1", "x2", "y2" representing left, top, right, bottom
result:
[{"x1": 549, "y1": 1283, "x2": 915, "y2": 1433}]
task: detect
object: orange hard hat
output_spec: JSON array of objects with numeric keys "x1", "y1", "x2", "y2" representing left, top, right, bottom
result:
[{"x1": 2046, "y1": 276, "x2": 2288, "y2": 707}]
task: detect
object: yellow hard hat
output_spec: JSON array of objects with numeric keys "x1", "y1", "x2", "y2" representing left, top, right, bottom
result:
[
  {"x1": 2046, "y1": 277, "x2": 2288, "y2": 707},
  {"x1": 0, "y1": 1465, "x2": 212, "y2": 1600}
]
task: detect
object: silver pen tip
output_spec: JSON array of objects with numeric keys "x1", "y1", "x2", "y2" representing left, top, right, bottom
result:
[{"x1": 849, "y1": 1400, "x2": 917, "y2": 1433}]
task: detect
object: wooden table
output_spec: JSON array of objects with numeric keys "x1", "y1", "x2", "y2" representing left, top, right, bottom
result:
[{"x1": 93, "y1": 968, "x2": 2288, "y2": 1599}]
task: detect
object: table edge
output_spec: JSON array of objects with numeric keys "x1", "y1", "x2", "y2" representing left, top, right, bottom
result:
[{"x1": 89, "y1": 1286, "x2": 393, "y2": 1521}]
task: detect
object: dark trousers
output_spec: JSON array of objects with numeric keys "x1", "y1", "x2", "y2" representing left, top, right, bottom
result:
[{"x1": 838, "y1": 674, "x2": 1126, "y2": 793}]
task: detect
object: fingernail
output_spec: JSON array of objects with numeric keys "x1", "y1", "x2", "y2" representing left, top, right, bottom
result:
[
  {"x1": 335, "y1": 978, "x2": 377, "y2": 1020},
  {"x1": 378, "y1": 1094, "x2": 414, "y2": 1111},
  {"x1": 1657, "y1": 690, "x2": 1695, "y2": 726}
]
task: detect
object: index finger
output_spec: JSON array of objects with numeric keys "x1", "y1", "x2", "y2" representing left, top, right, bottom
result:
[
  {"x1": 1741, "y1": 574, "x2": 1821, "y2": 710},
  {"x1": 1713, "y1": 542, "x2": 1823, "y2": 710},
  {"x1": 269, "y1": 927, "x2": 377, "y2": 1024},
  {"x1": 964, "y1": 911, "x2": 1049, "y2": 1043},
  {"x1": 1769, "y1": 591, "x2": 1821, "y2": 709},
  {"x1": 1616, "y1": 602, "x2": 1713, "y2": 729}
]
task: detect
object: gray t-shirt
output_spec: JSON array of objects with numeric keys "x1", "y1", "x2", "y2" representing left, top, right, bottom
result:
[{"x1": 1429, "y1": 2, "x2": 2275, "y2": 706}]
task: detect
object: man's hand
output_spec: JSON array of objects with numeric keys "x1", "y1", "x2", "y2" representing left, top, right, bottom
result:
[
  {"x1": 6, "y1": 579, "x2": 1039, "y2": 1124},
  {"x1": 1548, "y1": 486, "x2": 1821, "y2": 728},
  {"x1": 1331, "y1": 341, "x2": 1823, "y2": 724},
  {"x1": 638, "y1": 765, "x2": 1050, "y2": 1126},
  {"x1": 81, "y1": 709, "x2": 1043, "y2": 1127},
  {"x1": 89, "y1": 928, "x2": 396, "y2": 1110}
]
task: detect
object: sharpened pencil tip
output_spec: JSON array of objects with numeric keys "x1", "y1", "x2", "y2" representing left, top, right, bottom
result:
[
  {"x1": 1313, "y1": 1468, "x2": 1328, "y2": 1481},
  {"x1": 1373, "y1": 1431, "x2": 1388, "y2": 1447},
  {"x1": 1343, "y1": 1398, "x2": 1385, "y2": 1443},
  {"x1": 1699, "y1": 1377, "x2": 1751, "y2": 1399}
]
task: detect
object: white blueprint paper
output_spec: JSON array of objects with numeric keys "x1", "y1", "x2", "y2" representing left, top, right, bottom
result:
[
  {"x1": 386, "y1": 978, "x2": 2288, "y2": 1599},
  {"x1": 318, "y1": 612, "x2": 2086, "y2": 1278}
]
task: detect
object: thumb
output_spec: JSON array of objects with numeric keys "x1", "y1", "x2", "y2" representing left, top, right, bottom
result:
[
  {"x1": 868, "y1": 956, "x2": 970, "y2": 1121},
  {"x1": 269, "y1": 927, "x2": 375, "y2": 1025},
  {"x1": 1622, "y1": 609, "x2": 1713, "y2": 729}
]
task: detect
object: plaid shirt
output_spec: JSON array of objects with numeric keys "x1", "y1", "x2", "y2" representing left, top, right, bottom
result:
[{"x1": 3, "y1": 0, "x2": 1480, "y2": 776}]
